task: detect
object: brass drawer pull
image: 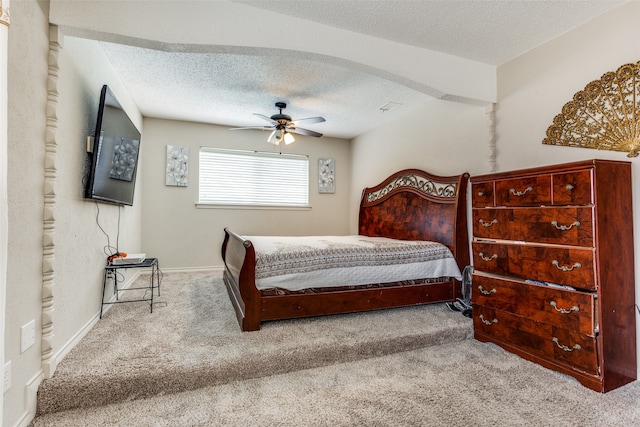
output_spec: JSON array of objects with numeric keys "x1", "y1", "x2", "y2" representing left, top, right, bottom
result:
[
  {"x1": 478, "y1": 285, "x2": 497, "y2": 295},
  {"x1": 510, "y1": 186, "x2": 533, "y2": 196},
  {"x1": 479, "y1": 314, "x2": 498, "y2": 325},
  {"x1": 550, "y1": 301, "x2": 579, "y2": 314},
  {"x1": 479, "y1": 252, "x2": 498, "y2": 262},
  {"x1": 478, "y1": 191, "x2": 484, "y2": 197},
  {"x1": 552, "y1": 337, "x2": 581, "y2": 352},
  {"x1": 566, "y1": 184, "x2": 575, "y2": 191},
  {"x1": 552, "y1": 260, "x2": 582, "y2": 272},
  {"x1": 551, "y1": 220, "x2": 580, "y2": 230},
  {"x1": 479, "y1": 219, "x2": 498, "y2": 227}
]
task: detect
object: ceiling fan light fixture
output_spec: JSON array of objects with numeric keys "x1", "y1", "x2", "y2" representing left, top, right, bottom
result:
[
  {"x1": 231, "y1": 102, "x2": 325, "y2": 144},
  {"x1": 284, "y1": 131, "x2": 295, "y2": 145},
  {"x1": 268, "y1": 130, "x2": 282, "y2": 145}
]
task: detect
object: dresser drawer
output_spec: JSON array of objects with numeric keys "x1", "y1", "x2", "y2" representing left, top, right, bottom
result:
[
  {"x1": 474, "y1": 169, "x2": 593, "y2": 208},
  {"x1": 472, "y1": 206, "x2": 594, "y2": 247},
  {"x1": 552, "y1": 170, "x2": 592, "y2": 205},
  {"x1": 472, "y1": 182, "x2": 495, "y2": 207},
  {"x1": 471, "y1": 273, "x2": 596, "y2": 334},
  {"x1": 495, "y1": 175, "x2": 551, "y2": 206},
  {"x1": 473, "y1": 241, "x2": 596, "y2": 290},
  {"x1": 473, "y1": 305, "x2": 599, "y2": 375}
]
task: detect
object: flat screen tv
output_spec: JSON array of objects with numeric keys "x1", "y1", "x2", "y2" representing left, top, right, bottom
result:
[{"x1": 85, "y1": 85, "x2": 142, "y2": 206}]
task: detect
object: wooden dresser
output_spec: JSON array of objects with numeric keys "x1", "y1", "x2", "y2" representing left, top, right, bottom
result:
[{"x1": 471, "y1": 159, "x2": 636, "y2": 392}]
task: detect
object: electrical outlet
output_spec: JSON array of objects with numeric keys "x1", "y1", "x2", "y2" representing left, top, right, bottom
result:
[
  {"x1": 21, "y1": 319, "x2": 36, "y2": 353},
  {"x1": 3, "y1": 361, "x2": 11, "y2": 393}
]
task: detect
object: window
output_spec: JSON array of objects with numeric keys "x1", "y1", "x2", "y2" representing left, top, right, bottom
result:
[{"x1": 199, "y1": 148, "x2": 309, "y2": 207}]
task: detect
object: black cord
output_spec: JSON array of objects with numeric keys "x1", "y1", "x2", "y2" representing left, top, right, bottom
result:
[
  {"x1": 95, "y1": 201, "x2": 120, "y2": 257},
  {"x1": 116, "y1": 205, "x2": 121, "y2": 253}
]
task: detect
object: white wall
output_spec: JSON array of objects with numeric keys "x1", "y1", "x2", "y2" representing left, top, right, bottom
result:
[
  {"x1": 141, "y1": 118, "x2": 351, "y2": 268},
  {"x1": 5, "y1": 1, "x2": 49, "y2": 424},
  {"x1": 0, "y1": 0, "x2": 10, "y2": 422},
  {"x1": 495, "y1": 1, "x2": 640, "y2": 375},
  {"x1": 5, "y1": 7, "x2": 145, "y2": 422},
  {"x1": 349, "y1": 99, "x2": 491, "y2": 232},
  {"x1": 52, "y1": 35, "x2": 143, "y2": 356},
  {"x1": 496, "y1": 2, "x2": 640, "y2": 171}
]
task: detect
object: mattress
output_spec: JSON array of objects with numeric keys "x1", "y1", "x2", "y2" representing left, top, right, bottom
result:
[{"x1": 245, "y1": 235, "x2": 462, "y2": 291}]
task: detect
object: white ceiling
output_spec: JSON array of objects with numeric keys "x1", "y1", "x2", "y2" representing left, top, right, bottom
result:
[{"x1": 98, "y1": 0, "x2": 626, "y2": 140}]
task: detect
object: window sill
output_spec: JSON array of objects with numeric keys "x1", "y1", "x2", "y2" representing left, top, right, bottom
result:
[{"x1": 195, "y1": 203, "x2": 311, "y2": 211}]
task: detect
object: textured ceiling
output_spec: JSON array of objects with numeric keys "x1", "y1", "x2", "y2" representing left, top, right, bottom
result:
[
  {"x1": 99, "y1": 42, "x2": 435, "y2": 139},
  {"x1": 98, "y1": 0, "x2": 626, "y2": 140},
  {"x1": 234, "y1": 0, "x2": 621, "y2": 66}
]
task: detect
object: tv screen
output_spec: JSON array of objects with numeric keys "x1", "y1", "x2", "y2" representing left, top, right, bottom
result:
[{"x1": 85, "y1": 85, "x2": 141, "y2": 206}]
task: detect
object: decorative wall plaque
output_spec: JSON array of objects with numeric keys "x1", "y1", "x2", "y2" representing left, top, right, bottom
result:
[
  {"x1": 543, "y1": 61, "x2": 640, "y2": 157},
  {"x1": 318, "y1": 158, "x2": 335, "y2": 193},
  {"x1": 166, "y1": 145, "x2": 189, "y2": 186},
  {"x1": 0, "y1": 0, "x2": 10, "y2": 27}
]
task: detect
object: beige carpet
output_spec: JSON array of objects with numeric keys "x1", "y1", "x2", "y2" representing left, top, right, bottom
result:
[
  {"x1": 32, "y1": 271, "x2": 640, "y2": 426},
  {"x1": 32, "y1": 340, "x2": 640, "y2": 426},
  {"x1": 35, "y1": 271, "x2": 473, "y2": 416}
]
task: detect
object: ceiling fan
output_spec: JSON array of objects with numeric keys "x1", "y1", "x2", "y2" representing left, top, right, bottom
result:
[{"x1": 230, "y1": 102, "x2": 325, "y2": 145}]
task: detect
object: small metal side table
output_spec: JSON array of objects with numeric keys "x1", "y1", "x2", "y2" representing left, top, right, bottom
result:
[{"x1": 100, "y1": 258, "x2": 160, "y2": 318}]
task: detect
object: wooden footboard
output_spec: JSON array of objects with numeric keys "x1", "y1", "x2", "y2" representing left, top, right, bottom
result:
[{"x1": 221, "y1": 228, "x2": 261, "y2": 331}]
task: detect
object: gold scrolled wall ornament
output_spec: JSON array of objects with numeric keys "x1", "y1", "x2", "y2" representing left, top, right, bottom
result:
[
  {"x1": 543, "y1": 61, "x2": 640, "y2": 157},
  {"x1": 1, "y1": 0, "x2": 10, "y2": 28}
]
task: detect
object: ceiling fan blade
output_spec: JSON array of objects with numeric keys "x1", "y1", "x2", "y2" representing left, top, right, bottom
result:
[
  {"x1": 290, "y1": 116, "x2": 326, "y2": 126},
  {"x1": 229, "y1": 126, "x2": 273, "y2": 131},
  {"x1": 288, "y1": 127, "x2": 323, "y2": 138},
  {"x1": 253, "y1": 113, "x2": 277, "y2": 125}
]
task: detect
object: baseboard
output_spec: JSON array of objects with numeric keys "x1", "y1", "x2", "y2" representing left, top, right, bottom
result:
[
  {"x1": 13, "y1": 369, "x2": 44, "y2": 427},
  {"x1": 157, "y1": 266, "x2": 224, "y2": 273}
]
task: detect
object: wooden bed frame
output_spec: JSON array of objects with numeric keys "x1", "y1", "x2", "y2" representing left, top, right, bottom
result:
[{"x1": 222, "y1": 168, "x2": 470, "y2": 331}]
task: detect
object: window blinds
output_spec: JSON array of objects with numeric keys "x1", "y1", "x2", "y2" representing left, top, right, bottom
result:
[{"x1": 199, "y1": 148, "x2": 309, "y2": 206}]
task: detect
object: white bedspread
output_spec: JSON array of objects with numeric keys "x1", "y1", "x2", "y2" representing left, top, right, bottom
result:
[{"x1": 245, "y1": 235, "x2": 462, "y2": 291}]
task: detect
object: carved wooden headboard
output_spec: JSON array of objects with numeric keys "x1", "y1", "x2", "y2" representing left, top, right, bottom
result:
[{"x1": 358, "y1": 169, "x2": 470, "y2": 270}]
